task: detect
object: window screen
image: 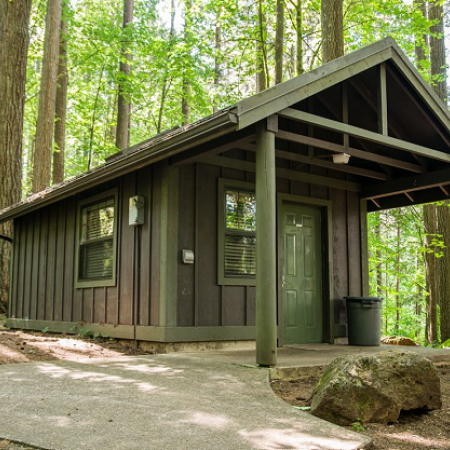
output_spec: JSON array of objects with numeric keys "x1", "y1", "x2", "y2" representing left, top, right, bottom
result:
[
  {"x1": 224, "y1": 189, "x2": 256, "y2": 277},
  {"x1": 78, "y1": 195, "x2": 116, "y2": 283}
]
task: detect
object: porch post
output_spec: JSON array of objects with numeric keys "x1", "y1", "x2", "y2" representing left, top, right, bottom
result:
[{"x1": 255, "y1": 120, "x2": 277, "y2": 367}]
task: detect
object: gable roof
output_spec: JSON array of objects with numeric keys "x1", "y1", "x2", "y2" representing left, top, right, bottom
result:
[{"x1": 1, "y1": 37, "x2": 450, "y2": 222}]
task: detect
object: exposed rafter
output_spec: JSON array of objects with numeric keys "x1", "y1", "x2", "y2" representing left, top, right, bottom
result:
[
  {"x1": 199, "y1": 154, "x2": 360, "y2": 192},
  {"x1": 360, "y1": 167, "x2": 450, "y2": 200},
  {"x1": 170, "y1": 131, "x2": 254, "y2": 166},
  {"x1": 279, "y1": 108, "x2": 450, "y2": 164},
  {"x1": 240, "y1": 142, "x2": 388, "y2": 180},
  {"x1": 378, "y1": 63, "x2": 388, "y2": 136},
  {"x1": 277, "y1": 130, "x2": 424, "y2": 173},
  {"x1": 316, "y1": 90, "x2": 392, "y2": 174},
  {"x1": 386, "y1": 64, "x2": 450, "y2": 149}
]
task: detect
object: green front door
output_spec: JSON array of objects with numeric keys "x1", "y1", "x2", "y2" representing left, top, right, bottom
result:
[{"x1": 281, "y1": 203, "x2": 323, "y2": 344}]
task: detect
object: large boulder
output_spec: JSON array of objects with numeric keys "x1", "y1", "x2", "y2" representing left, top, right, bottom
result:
[{"x1": 310, "y1": 351, "x2": 441, "y2": 425}]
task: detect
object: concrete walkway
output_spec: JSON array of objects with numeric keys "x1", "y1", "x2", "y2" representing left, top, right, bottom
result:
[{"x1": 0, "y1": 353, "x2": 371, "y2": 450}]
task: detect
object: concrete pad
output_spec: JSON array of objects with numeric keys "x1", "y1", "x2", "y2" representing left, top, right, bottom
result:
[
  {"x1": 0, "y1": 354, "x2": 371, "y2": 450},
  {"x1": 184, "y1": 344, "x2": 450, "y2": 380}
]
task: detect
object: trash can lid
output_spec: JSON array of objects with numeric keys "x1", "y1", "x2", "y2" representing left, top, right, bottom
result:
[{"x1": 344, "y1": 296, "x2": 383, "y2": 302}]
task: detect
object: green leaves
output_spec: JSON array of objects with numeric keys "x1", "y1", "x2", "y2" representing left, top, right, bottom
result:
[{"x1": 368, "y1": 207, "x2": 428, "y2": 342}]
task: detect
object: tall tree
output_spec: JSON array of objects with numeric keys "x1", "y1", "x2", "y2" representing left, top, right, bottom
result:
[
  {"x1": 429, "y1": 0, "x2": 450, "y2": 342},
  {"x1": 32, "y1": 0, "x2": 63, "y2": 193},
  {"x1": 429, "y1": 0, "x2": 447, "y2": 101},
  {"x1": 256, "y1": 0, "x2": 268, "y2": 92},
  {"x1": 413, "y1": 0, "x2": 443, "y2": 344},
  {"x1": 296, "y1": 0, "x2": 304, "y2": 75},
  {"x1": 424, "y1": 205, "x2": 440, "y2": 343},
  {"x1": 414, "y1": 0, "x2": 428, "y2": 72},
  {"x1": 157, "y1": 0, "x2": 176, "y2": 134},
  {"x1": 0, "y1": 0, "x2": 32, "y2": 312},
  {"x1": 275, "y1": 0, "x2": 284, "y2": 84},
  {"x1": 321, "y1": 0, "x2": 344, "y2": 63},
  {"x1": 213, "y1": 7, "x2": 222, "y2": 113},
  {"x1": 182, "y1": 0, "x2": 193, "y2": 124},
  {"x1": 116, "y1": 0, "x2": 134, "y2": 150},
  {"x1": 53, "y1": 3, "x2": 69, "y2": 185}
]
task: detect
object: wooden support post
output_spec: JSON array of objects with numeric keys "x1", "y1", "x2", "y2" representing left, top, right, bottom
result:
[
  {"x1": 378, "y1": 63, "x2": 388, "y2": 136},
  {"x1": 256, "y1": 121, "x2": 277, "y2": 367},
  {"x1": 342, "y1": 81, "x2": 349, "y2": 149}
]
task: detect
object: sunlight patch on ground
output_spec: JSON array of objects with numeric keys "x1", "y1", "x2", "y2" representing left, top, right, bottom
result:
[
  {"x1": 0, "y1": 343, "x2": 29, "y2": 363},
  {"x1": 112, "y1": 362, "x2": 184, "y2": 375},
  {"x1": 239, "y1": 428, "x2": 366, "y2": 450},
  {"x1": 386, "y1": 431, "x2": 450, "y2": 448},
  {"x1": 36, "y1": 364, "x2": 161, "y2": 392},
  {"x1": 0, "y1": 330, "x2": 127, "y2": 364},
  {"x1": 180, "y1": 411, "x2": 234, "y2": 429}
]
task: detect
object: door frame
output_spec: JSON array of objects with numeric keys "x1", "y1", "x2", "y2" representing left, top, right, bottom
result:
[{"x1": 277, "y1": 193, "x2": 334, "y2": 346}]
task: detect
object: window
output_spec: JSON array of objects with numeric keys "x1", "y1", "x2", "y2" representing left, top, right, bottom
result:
[
  {"x1": 76, "y1": 190, "x2": 118, "y2": 288},
  {"x1": 218, "y1": 179, "x2": 256, "y2": 286}
]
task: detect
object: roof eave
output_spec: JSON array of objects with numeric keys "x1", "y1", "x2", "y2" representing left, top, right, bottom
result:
[{"x1": 0, "y1": 109, "x2": 238, "y2": 223}]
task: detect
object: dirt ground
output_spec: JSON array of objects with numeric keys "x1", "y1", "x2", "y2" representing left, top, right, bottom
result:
[
  {"x1": 0, "y1": 320, "x2": 449, "y2": 450},
  {"x1": 0, "y1": 319, "x2": 152, "y2": 450},
  {"x1": 271, "y1": 365, "x2": 450, "y2": 450}
]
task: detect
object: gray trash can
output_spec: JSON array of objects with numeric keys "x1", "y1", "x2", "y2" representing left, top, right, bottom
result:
[{"x1": 344, "y1": 297, "x2": 383, "y2": 346}]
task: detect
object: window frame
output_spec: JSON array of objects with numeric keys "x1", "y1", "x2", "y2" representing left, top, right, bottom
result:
[
  {"x1": 75, "y1": 189, "x2": 119, "y2": 289},
  {"x1": 218, "y1": 178, "x2": 256, "y2": 286}
]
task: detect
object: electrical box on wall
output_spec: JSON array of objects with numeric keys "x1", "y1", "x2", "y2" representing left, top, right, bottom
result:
[
  {"x1": 129, "y1": 196, "x2": 145, "y2": 226},
  {"x1": 182, "y1": 249, "x2": 194, "y2": 264}
]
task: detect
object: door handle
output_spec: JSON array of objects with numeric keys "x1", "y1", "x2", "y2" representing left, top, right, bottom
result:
[{"x1": 282, "y1": 275, "x2": 287, "y2": 288}]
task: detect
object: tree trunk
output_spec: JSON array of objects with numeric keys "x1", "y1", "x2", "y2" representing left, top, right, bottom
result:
[
  {"x1": 157, "y1": 0, "x2": 175, "y2": 134},
  {"x1": 321, "y1": 0, "x2": 344, "y2": 63},
  {"x1": 275, "y1": 0, "x2": 284, "y2": 84},
  {"x1": 116, "y1": 0, "x2": 134, "y2": 150},
  {"x1": 395, "y1": 220, "x2": 401, "y2": 332},
  {"x1": 213, "y1": 14, "x2": 222, "y2": 113},
  {"x1": 53, "y1": 5, "x2": 69, "y2": 185},
  {"x1": 256, "y1": 0, "x2": 268, "y2": 92},
  {"x1": 0, "y1": 0, "x2": 32, "y2": 313},
  {"x1": 182, "y1": 0, "x2": 193, "y2": 125},
  {"x1": 437, "y1": 205, "x2": 450, "y2": 342},
  {"x1": 429, "y1": 0, "x2": 449, "y2": 342},
  {"x1": 424, "y1": 204, "x2": 440, "y2": 343},
  {"x1": 296, "y1": 0, "x2": 304, "y2": 75},
  {"x1": 429, "y1": 0, "x2": 447, "y2": 102},
  {"x1": 414, "y1": 0, "x2": 428, "y2": 71},
  {"x1": 32, "y1": 0, "x2": 63, "y2": 193}
]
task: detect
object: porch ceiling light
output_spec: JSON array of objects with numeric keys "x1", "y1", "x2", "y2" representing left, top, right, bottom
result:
[{"x1": 333, "y1": 153, "x2": 351, "y2": 164}]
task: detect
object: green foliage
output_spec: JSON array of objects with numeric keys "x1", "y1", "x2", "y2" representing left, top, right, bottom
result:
[
  {"x1": 368, "y1": 207, "x2": 428, "y2": 343},
  {"x1": 78, "y1": 327, "x2": 93, "y2": 338},
  {"x1": 351, "y1": 421, "x2": 365, "y2": 432},
  {"x1": 20, "y1": 0, "x2": 437, "y2": 194}
]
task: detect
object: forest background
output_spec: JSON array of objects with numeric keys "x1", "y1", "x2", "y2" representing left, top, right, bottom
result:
[{"x1": 0, "y1": 0, "x2": 449, "y2": 346}]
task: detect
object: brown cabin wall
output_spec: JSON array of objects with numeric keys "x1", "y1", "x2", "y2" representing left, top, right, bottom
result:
[
  {"x1": 9, "y1": 159, "x2": 365, "y2": 339},
  {"x1": 9, "y1": 165, "x2": 157, "y2": 329},
  {"x1": 176, "y1": 162, "x2": 365, "y2": 331}
]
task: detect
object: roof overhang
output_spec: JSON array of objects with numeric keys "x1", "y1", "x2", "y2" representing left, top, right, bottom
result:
[{"x1": 0, "y1": 108, "x2": 238, "y2": 222}]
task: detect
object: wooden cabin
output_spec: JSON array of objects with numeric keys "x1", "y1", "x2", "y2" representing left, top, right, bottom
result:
[{"x1": 2, "y1": 38, "x2": 450, "y2": 365}]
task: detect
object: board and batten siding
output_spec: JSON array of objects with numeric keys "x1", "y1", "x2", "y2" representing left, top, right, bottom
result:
[
  {"x1": 9, "y1": 165, "x2": 157, "y2": 334},
  {"x1": 9, "y1": 155, "x2": 365, "y2": 340},
  {"x1": 177, "y1": 159, "x2": 365, "y2": 332}
]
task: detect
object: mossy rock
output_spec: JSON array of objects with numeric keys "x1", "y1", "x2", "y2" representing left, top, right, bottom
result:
[{"x1": 310, "y1": 351, "x2": 441, "y2": 425}]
